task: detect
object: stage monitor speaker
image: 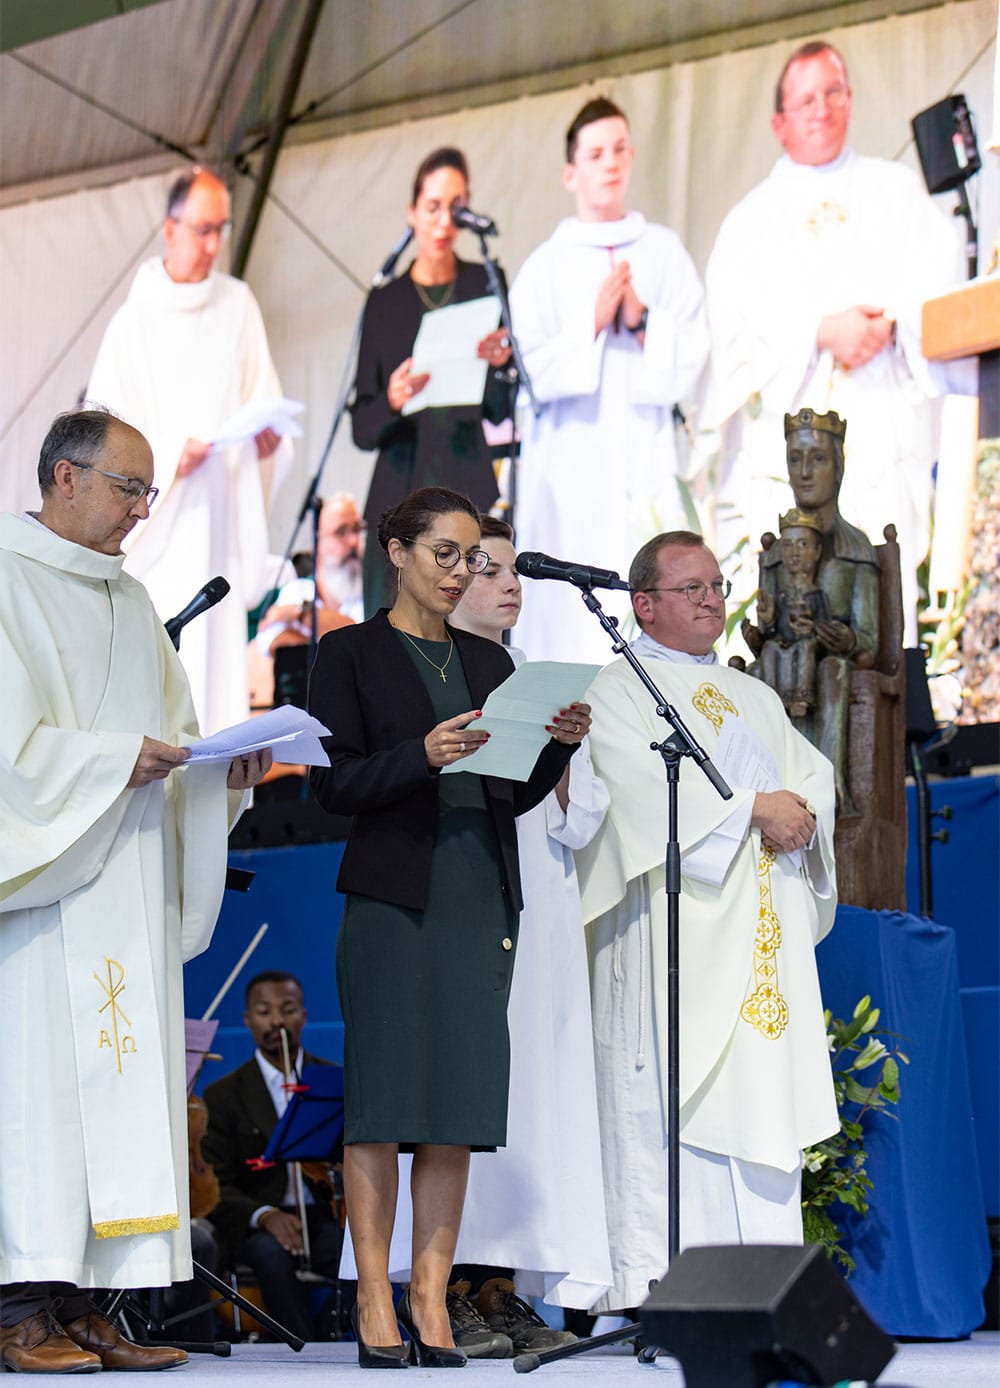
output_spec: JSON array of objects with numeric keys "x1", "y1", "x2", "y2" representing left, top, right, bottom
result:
[
  {"x1": 912, "y1": 94, "x2": 981, "y2": 193},
  {"x1": 640, "y1": 1244, "x2": 894, "y2": 1388}
]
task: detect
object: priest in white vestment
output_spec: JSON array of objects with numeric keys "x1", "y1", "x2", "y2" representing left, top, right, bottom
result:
[
  {"x1": 339, "y1": 520, "x2": 614, "y2": 1353},
  {"x1": 701, "y1": 40, "x2": 971, "y2": 645},
  {"x1": 87, "y1": 168, "x2": 293, "y2": 733},
  {"x1": 0, "y1": 410, "x2": 271, "y2": 1374},
  {"x1": 575, "y1": 530, "x2": 839, "y2": 1312},
  {"x1": 510, "y1": 97, "x2": 709, "y2": 665}
]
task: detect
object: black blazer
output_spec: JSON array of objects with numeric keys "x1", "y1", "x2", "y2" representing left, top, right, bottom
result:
[
  {"x1": 307, "y1": 611, "x2": 575, "y2": 913},
  {"x1": 351, "y1": 259, "x2": 511, "y2": 522},
  {"x1": 202, "y1": 1052, "x2": 335, "y2": 1248}
]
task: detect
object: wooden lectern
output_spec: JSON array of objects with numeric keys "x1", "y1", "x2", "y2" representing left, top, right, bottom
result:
[{"x1": 922, "y1": 277, "x2": 1000, "y2": 436}]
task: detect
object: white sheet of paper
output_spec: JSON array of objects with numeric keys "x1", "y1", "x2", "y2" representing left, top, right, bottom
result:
[
  {"x1": 183, "y1": 705, "x2": 330, "y2": 767},
  {"x1": 714, "y1": 712, "x2": 802, "y2": 868},
  {"x1": 442, "y1": 660, "x2": 601, "y2": 781},
  {"x1": 209, "y1": 396, "x2": 305, "y2": 450},
  {"x1": 401, "y1": 296, "x2": 501, "y2": 415}
]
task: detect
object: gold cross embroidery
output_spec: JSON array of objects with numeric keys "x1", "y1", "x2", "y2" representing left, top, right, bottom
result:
[
  {"x1": 740, "y1": 846, "x2": 789, "y2": 1040},
  {"x1": 691, "y1": 682, "x2": 738, "y2": 733}
]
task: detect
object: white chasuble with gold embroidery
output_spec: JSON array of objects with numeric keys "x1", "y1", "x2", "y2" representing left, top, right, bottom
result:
[
  {"x1": 577, "y1": 651, "x2": 838, "y2": 1304},
  {"x1": 0, "y1": 513, "x2": 237, "y2": 1288}
]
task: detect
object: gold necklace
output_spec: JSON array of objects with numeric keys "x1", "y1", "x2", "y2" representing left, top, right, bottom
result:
[
  {"x1": 389, "y1": 612, "x2": 454, "y2": 683},
  {"x1": 411, "y1": 274, "x2": 456, "y2": 313}
]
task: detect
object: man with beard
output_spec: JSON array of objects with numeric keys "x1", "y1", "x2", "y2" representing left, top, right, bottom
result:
[{"x1": 248, "y1": 494, "x2": 364, "y2": 707}]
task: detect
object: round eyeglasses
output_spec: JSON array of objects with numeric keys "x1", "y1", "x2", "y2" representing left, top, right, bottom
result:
[
  {"x1": 401, "y1": 539, "x2": 490, "y2": 573},
  {"x1": 783, "y1": 84, "x2": 850, "y2": 117},
  {"x1": 643, "y1": 579, "x2": 731, "y2": 606},
  {"x1": 68, "y1": 460, "x2": 159, "y2": 506}
]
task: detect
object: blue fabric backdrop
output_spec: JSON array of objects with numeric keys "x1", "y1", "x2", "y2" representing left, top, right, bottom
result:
[{"x1": 816, "y1": 907, "x2": 991, "y2": 1339}]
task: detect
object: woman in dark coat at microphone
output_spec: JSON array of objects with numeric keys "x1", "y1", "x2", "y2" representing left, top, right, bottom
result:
[
  {"x1": 307, "y1": 486, "x2": 590, "y2": 1368},
  {"x1": 351, "y1": 147, "x2": 513, "y2": 615}
]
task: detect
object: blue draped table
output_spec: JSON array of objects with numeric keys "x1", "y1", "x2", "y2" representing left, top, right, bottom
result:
[{"x1": 817, "y1": 906, "x2": 991, "y2": 1338}]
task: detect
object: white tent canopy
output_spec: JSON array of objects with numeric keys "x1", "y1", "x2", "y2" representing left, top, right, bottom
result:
[{"x1": 1, "y1": 0, "x2": 996, "y2": 553}]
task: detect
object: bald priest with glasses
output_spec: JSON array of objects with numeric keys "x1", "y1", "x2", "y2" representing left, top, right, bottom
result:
[
  {"x1": 574, "y1": 530, "x2": 839, "y2": 1314},
  {"x1": 87, "y1": 167, "x2": 293, "y2": 735}
]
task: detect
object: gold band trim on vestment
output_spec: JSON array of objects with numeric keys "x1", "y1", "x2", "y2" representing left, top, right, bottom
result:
[
  {"x1": 740, "y1": 844, "x2": 789, "y2": 1040},
  {"x1": 93, "y1": 1213, "x2": 180, "y2": 1239}
]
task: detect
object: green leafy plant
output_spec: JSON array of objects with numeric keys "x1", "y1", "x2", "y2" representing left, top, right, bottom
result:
[{"x1": 801, "y1": 995, "x2": 908, "y2": 1273}]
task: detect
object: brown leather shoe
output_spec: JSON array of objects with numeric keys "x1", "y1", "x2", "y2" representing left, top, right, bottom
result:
[
  {"x1": 0, "y1": 1310, "x2": 102, "y2": 1373},
  {"x1": 61, "y1": 1311, "x2": 188, "y2": 1371}
]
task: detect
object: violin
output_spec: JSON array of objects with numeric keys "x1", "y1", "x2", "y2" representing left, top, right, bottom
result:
[{"x1": 187, "y1": 1093, "x2": 221, "y2": 1219}]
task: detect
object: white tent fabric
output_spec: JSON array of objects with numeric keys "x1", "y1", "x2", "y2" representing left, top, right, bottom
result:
[{"x1": 1, "y1": 0, "x2": 995, "y2": 558}]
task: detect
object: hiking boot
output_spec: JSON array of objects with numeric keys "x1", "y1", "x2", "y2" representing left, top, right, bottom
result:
[
  {"x1": 473, "y1": 1277, "x2": 577, "y2": 1353},
  {"x1": 446, "y1": 1280, "x2": 513, "y2": 1358}
]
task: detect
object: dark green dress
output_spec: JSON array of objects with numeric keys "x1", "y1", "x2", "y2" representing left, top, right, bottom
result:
[{"x1": 336, "y1": 631, "x2": 517, "y2": 1148}]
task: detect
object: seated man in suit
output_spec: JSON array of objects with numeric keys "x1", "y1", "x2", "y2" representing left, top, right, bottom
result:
[{"x1": 202, "y1": 971, "x2": 345, "y2": 1340}]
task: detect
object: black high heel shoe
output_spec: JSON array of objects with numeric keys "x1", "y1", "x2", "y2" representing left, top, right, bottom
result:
[
  {"x1": 350, "y1": 1303, "x2": 409, "y2": 1369},
  {"x1": 396, "y1": 1289, "x2": 467, "y2": 1368}
]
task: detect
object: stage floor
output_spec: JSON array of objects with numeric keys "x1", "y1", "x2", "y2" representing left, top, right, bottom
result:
[{"x1": 166, "y1": 1332, "x2": 999, "y2": 1385}]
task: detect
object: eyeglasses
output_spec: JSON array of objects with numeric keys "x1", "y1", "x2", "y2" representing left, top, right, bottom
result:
[
  {"x1": 783, "y1": 84, "x2": 850, "y2": 117},
  {"x1": 171, "y1": 218, "x2": 232, "y2": 240},
  {"x1": 643, "y1": 579, "x2": 731, "y2": 605},
  {"x1": 68, "y1": 461, "x2": 159, "y2": 506},
  {"x1": 401, "y1": 539, "x2": 490, "y2": 573},
  {"x1": 414, "y1": 198, "x2": 461, "y2": 219}
]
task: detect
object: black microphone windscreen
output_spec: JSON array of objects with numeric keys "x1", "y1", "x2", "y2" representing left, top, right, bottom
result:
[{"x1": 205, "y1": 576, "x2": 231, "y2": 602}]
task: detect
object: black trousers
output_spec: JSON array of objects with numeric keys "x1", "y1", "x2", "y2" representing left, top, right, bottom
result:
[
  {"x1": 234, "y1": 1205, "x2": 344, "y2": 1342},
  {"x1": 0, "y1": 1284, "x2": 97, "y2": 1329}
]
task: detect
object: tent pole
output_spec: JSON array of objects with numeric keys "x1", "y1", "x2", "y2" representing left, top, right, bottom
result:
[{"x1": 231, "y1": 0, "x2": 325, "y2": 280}]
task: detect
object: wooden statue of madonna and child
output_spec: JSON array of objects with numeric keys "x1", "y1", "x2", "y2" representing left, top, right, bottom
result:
[{"x1": 736, "y1": 407, "x2": 907, "y2": 909}]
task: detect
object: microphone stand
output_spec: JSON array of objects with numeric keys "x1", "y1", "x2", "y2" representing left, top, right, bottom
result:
[
  {"x1": 471, "y1": 225, "x2": 537, "y2": 534},
  {"x1": 514, "y1": 585, "x2": 732, "y2": 1375}
]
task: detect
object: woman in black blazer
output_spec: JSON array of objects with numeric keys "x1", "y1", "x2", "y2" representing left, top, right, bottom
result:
[
  {"x1": 351, "y1": 146, "x2": 514, "y2": 615},
  {"x1": 308, "y1": 487, "x2": 590, "y2": 1367}
]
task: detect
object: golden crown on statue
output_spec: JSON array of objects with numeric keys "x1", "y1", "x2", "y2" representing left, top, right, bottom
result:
[
  {"x1": 778, "y1": 507, "x2": 824, "y2": 534},
  {"x1": 783, "y1": 407, "x2": 847, "y2": 441}
]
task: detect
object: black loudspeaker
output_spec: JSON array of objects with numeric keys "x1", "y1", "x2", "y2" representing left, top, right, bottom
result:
[
  {"x1": 912, "y1": 94, "x2": 981, "y2": 193},
  {"x1": 640, "y1": 1244, "x2": 895, "y2": 1388}
]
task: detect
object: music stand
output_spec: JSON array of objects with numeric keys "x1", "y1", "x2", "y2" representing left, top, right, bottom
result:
[
  {"x1": 255, "y1": 1064, "x2": 348, "y2": 1337},
  {"x1": 261, "y1": 1064, "x2": 346, "y2": 1167}
]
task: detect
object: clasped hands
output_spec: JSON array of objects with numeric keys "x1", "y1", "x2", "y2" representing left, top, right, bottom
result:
[
  {"x1": 127, "y1": 736, "x2": 273, "y2": 790},
  {"x1": 424, "y1": 703, "x2": 592, "y2": 770},
  {"x1": 595, "y1": 261, "x2": 646, "y2": 337},
  {"x1": 752, "y1": 789, "x2": 817, "y2": 855},
  {"x1": 817, "y1": 305, "x2": 895, "y2": 370}
]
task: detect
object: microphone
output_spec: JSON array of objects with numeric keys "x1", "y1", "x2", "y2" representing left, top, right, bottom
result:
[
  {"x1": 372, "y1": 227, "x2": 414, "y2": 285},
  {"x1": 515, "y1": 551, "x2": 631, "y2": 592},
  {"x1": 165, "y1": 576, "x2": 230, "y2": 649},
  {"x1": 451, "y1": 203, "x2": 498, "y2": 237}
]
